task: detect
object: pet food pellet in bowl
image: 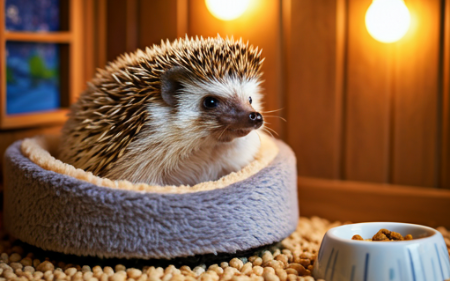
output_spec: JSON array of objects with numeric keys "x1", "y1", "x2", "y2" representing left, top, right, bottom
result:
[
  {"x1": 351, "y1": 234, "x2": 364, "y2": 240},
  {"x1": 352, "y1": 228, "x2": 414, "y2": 241}
]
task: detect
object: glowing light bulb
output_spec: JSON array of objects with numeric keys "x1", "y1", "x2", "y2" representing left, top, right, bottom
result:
[
  {"x1": 365, "y1": 0, "x2": 411, "y2": 43},
  {"x1": 205, "y1": 0, "x2": 250, "y2": 21}
]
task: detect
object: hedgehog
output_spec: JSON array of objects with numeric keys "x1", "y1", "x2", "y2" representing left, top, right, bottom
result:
[{"x1": 59, "y1": 35, "x2": 266, "y2": 186}]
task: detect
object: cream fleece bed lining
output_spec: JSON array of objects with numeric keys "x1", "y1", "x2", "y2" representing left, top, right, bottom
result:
[{"x1": 20, "y1": 133, "x2": 278, "y2": 194}]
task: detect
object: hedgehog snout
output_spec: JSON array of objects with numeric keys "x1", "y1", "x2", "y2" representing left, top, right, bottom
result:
[
  {"x1": 237, "y1": 108, "x2": 263, "y2": 130},
  {"x1": 214, "y1": 108, "x2": 263, "y2": 141},
  {"x1": 205, "y1": 95, "x2": 264, "y2": 141},
  {"x1": 249, "y1": 112, "x2": 263, "y2": 129},
  {"x1": 218, "y1": 108, "x2": 263, "y2": 130}
]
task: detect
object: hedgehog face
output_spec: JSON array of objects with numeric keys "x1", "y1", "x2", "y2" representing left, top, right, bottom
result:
[{"x1": 161, "y1": 66, "x2": 264, "y2": 142}]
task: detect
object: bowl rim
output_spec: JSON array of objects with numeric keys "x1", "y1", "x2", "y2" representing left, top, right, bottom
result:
[{"x1": 326, "y1": 222, "x2": 439, "y2": 244}]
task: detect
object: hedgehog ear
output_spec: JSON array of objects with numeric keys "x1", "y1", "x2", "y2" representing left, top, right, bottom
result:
[{"x1": 160, "y1": 66, "x2": 191, "y2": 106}]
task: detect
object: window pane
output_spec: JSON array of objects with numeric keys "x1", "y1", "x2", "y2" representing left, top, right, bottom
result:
[
  {"x1": 6, "y1": 42, "x2": 60, "y2": 114},
  {"x1": 5, "y1": 0, "x2": 60, "y2": 32}
]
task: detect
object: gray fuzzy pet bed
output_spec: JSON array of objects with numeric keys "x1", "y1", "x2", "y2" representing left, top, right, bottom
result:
[{"x1": 3, "y1": 134, "x2": 298, "y2": 260}]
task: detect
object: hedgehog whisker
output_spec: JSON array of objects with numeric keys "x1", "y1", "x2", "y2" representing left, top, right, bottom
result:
[
  {"x1": 261, "y1": 125, "x2": 279, "y2": 137},
  {"x1": 260, "y1": 127, "x2": 275, "y2": 139},
  {"x1": 218, "y1": 125, "x2": 230, "y2": 140},
  {"x1": 266, "y1": 127, "x2": 280, "y2": 137},
  {"x1": 255, "y1": 131, "x2": 262, "y2": 144},
  {"x1": 263, "y1": 115, "x2": 287, "y2": 122},
  {"x1": 260, "y1": 108, "x2": 284, "y2": 114},
  {"x1": 260, "y1": 127, "x2": 273, "y2": 137}
]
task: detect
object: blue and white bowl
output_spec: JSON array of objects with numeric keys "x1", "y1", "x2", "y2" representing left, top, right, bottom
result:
[{"x1": 313, "y1": 222, "x2": 450, "y2": 281}]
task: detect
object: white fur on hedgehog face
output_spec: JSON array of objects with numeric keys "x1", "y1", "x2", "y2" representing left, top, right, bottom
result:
[
  {"x1": 147, "y1": 75, "x2": 263, "y2": 143},
  {"x1": 180, "y1": 76, "x2": 263, "y2": 113}
]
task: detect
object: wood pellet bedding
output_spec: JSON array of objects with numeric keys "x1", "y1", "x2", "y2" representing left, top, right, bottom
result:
[{"x1": 0, "y1": 217, "x2": 449, "y2": 281}]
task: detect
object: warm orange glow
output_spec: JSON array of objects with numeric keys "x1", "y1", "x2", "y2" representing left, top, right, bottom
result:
[
  {"x1": 205, "y1": 0, "x2": 250, "y2": 21},
  {"x1": 365, "y1": 0, "x2": 411, "y2": 43}
]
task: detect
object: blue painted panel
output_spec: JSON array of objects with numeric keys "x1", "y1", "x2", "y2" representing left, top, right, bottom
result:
[
  {"x1": 5, "y1": 0, "x2": 60, "y2": 32},
  {"x1": 6, "y1": 42, "x2": 60, "y2": 114}
]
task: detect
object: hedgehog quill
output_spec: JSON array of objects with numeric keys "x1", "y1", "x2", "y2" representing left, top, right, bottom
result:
[{"x1": 59, "y1": 36, "x2": 266, "y2": 186}]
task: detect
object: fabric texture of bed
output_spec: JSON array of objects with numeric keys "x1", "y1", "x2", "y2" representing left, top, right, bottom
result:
[{"x1": 3, "y1": 137, "x2": 298, "y2": 259}]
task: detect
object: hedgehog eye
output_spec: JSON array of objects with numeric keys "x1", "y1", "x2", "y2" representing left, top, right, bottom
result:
[
  {"x1": 203, "y1": 97, "x2": 219, "y2": 109},
  {"x1": 249, "y1": 96, "x2": 252, "y2": 104}
]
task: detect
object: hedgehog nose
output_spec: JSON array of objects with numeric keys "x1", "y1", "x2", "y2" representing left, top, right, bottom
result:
[
  {"x1": 249, "y1": 112, "x2": 263, "y2": 127},
  {"x1": 249, "y1": 112, "x2": 261, "y2": 121}
]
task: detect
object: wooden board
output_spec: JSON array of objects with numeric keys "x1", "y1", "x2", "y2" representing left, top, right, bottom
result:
[
  {"x1": 126, "y1": 0, "x2": 139, "y2": 53},
  {"x1": 284, "y1": 0, "x2": 344, "y2": 179},
  {"x1": 82, "y1": 0, "x2": 108, "y2": 81},
  {"x1": 138, "y1": 0, "x2": 179, "y2": 49},
  {"x1": 188, "y1": 0, "x2": 284, "y2": 138},
  {"x1": 105, "y1": 0, "x2": 128, "y2": 62},
  {"x1": 1, "y1": 0, "x2": 6, "y2": 129},
  {"x1": 177, "y1": 0, "x2": 188, "y2": 38},
  {"x1": 298, "y1": 176, "x2": 450, "y2": 228},
  {"x1": 0, "y1": 110, "x2": 68, "y2": 129},
  {"x1": 97, "y1": 0, "x2": 108, "y2": 69},
  {"x1": 344, "y1": 0, "x2": 392, "y2": 183},
  {"x1": 441, "y1": 0, "x2": 450, "y2": 189},
  {"x1": 391, "y1": 0, "x2": 441, "y2": 187},
  {"x1": 69, "y1": 0, "x2": 84, "y2": 103},
  {"x1": 4, "y1": 32, "x2": 72, "y2": 42},
  {"x1": 83, "y1": 0, "x2": 96, "y2": 84}
]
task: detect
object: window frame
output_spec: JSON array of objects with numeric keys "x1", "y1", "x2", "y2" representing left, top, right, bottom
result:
[{"x1": 0, "y1": 0, "x2": 83, "y2": 129}]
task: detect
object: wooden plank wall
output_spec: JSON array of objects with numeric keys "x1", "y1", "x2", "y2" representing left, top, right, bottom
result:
[
  {"x1": 442, "y1": 0, "x2": 450, "y2": 189},
  {"x1": 344, "y1": 0, "x2": 392, "y2": 183},
  {"x1": 283, "y1": 0, "x2": 450, "y2": 190},
  {"x1": 392, "y1": 0, "x2": 441, "y2": 187},
  {"x1": 284, "y1": 0, "x2": 344, "y2": 180}
]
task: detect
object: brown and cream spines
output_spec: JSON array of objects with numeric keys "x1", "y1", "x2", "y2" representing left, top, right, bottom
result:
[{"x1": 59, "y1": 36, "x2": 265, "y2": 185}]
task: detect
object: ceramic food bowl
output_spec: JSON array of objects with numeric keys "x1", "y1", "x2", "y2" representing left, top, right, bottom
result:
[{"x1": 313, "y1": 222, "x2": 450, "y2": 281}]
